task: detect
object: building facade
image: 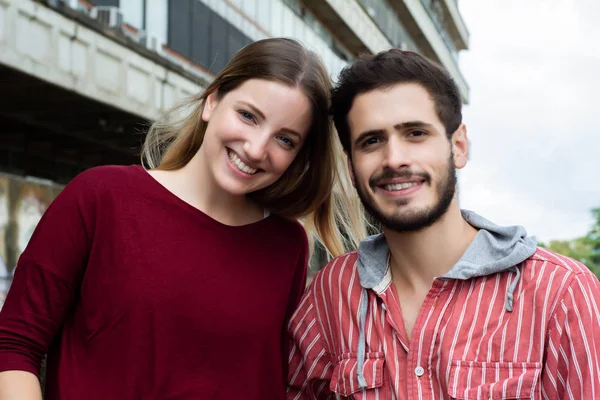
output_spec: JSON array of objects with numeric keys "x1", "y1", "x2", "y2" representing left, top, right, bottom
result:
[{"x1": 0, "y1": 0, "x2": 469, "y2": 298}]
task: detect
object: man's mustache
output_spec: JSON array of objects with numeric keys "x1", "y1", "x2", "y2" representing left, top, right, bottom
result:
[{"x1": 369, "y1": 169, "x2": 431, "y2": 188}]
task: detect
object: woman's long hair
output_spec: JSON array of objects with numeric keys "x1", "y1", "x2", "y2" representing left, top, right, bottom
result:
[{"x1": 141, "y1": 38, "x2": 366, "y2": 259}]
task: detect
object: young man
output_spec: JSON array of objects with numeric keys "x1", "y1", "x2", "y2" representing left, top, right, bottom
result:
[{"x1": 287, "y1": 49, "x2": 600, "y2": 399}]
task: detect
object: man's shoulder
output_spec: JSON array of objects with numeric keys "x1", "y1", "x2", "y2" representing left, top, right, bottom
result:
[
  {"x1": 316, "y1": 251, "x2": 360, "y2": 277},
  {"x1": 520, "y1": 247, "x2": 600, "y2": 309},
  {"x1": 308, "y1": 251, "x2": 361, "y2": 293},
  {"x1": 527, "y1": 246, "x2": 596, "y2": 279}
]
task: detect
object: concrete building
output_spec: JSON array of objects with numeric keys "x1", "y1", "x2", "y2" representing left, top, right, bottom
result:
[{"x1": 0, "y1": 0, "x2": 469, "y2": 292}]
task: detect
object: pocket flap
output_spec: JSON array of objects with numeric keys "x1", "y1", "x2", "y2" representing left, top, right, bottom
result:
[
  {"x1": 447, "y1": 360, "x2": 542, "y2": 399},
  {"x1": 330, "y1": 352, "x2": 385, "y2": 396}
]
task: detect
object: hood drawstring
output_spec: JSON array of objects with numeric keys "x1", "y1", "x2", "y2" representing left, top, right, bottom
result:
[
  {"x1": 505, "y1": 266, "x2": 521, "y2": 312},
  {"x1": 356, "y1": 288, "x2": 369, "y2": 388}
]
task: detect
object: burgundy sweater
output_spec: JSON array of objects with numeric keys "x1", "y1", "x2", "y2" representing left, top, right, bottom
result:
[{"x1": 0, "y1": 165, "x2": 308, "y2": 399}]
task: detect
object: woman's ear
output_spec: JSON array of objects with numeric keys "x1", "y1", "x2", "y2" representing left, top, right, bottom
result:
[{"x1": 201, "y1": 92, "x2": 218, "y2": 122}]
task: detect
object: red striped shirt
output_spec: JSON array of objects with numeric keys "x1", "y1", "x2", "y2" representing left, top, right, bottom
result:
[{"x1": 287, "y1": 247, "x2": 600, "y2": 399}]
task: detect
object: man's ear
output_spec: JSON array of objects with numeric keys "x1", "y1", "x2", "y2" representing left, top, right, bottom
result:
[
  {"x1": 201, "y1": 91, "x2": 218, "y2": 122},
  {"x1": 345, "y1": 152, "x2": 356, "y2": 188},
  {"x1": 451, "y1": 124, "x2": 469, "y2": 169}
]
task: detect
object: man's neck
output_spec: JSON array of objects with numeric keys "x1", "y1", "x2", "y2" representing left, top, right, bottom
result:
[{"x1": 384, "y1": 201, "x2": 478, "y2": 291}]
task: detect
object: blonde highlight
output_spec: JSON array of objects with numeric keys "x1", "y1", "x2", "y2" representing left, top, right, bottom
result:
[{"x1": 141, "y1": 38, "x2": 367, "y2": 260}]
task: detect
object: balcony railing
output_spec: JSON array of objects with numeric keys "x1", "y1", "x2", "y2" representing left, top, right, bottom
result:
[{"x1": 420, "y1": 0, "x2": 459, "y2": 63}]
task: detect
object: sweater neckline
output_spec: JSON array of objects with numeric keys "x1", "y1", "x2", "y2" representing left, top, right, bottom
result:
[{"x1": 133, "y1": 164, "x2": 276, "y2": 230}]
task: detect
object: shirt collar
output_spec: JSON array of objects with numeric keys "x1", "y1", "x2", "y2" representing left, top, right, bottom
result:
[{"x1": 357, "y1": 233, "x2": 391, "y2": 293}]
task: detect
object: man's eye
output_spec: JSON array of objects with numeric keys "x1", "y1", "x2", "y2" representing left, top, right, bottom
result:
[
  {"x1": 409, "y1": 130, "x2": 426, "y2": 137},
  {"x1": 364, "y1": 137, "x2": 381, "y2": 146}
]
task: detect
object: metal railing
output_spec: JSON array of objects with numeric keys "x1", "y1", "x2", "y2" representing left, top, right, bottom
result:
[{"x1": 420, "y1": 0, "x2": 459, "y2": 63}]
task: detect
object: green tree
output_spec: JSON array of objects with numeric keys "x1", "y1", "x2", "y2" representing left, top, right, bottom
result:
[
  {"x1": 586, "y1": 208, "x2": 600, "y2": 268},
  {"x1": 540, "y1": 207, "x2": 600, "y2": 277}
]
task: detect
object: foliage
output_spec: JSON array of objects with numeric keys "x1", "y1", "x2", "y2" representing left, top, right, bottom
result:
[{"x1": 539, "y1": 208, "x2": 600, "y2": 277}]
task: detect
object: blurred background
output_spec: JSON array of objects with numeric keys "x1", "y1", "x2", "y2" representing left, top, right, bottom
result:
[{"x1": 0, "y1": 0, "x2": 598, "y2": 303}]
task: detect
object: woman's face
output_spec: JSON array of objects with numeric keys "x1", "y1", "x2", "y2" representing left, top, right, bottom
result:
[{"x1": 199, "y1": 78, "x2": 313, "y2": 197}]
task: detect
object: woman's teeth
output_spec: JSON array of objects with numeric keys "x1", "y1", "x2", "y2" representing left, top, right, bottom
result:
[{"x1": 228, "y1": 151, "x2": 258, "y2": 175}]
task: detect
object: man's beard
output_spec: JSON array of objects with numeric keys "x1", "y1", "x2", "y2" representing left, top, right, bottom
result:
[{"x1": 354, "y1": 153, "x2": 457, "y2": 233}]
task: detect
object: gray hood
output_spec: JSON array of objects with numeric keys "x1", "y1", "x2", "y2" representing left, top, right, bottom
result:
[
  {"x1": 356, "y1": 209, "x2": 537, "y2": 288},
  {"x1": 353, "y1": 210, "x2": 537, "y2": 388}
]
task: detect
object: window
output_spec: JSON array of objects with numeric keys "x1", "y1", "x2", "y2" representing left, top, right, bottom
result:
[
  {"x1": 167, "y1": 0, "x2": 252, "y2": 74},
  {"x1": 120, "y1": 0, "x2": 144, "y2": 29},
  {"x1": 89, "y1": 0, "x2": 119, "y2": 6},
  {"x1": 145, "y1": 0, "x2": 168, "y2": 45}
]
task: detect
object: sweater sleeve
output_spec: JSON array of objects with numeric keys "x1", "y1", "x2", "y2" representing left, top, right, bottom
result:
[
  {"x1": 540, "y1": 269, "x2": 600, "y2": 398},
  {"x1": 0, "y1": 170, "x2": 97, "y2": 375},
  {"x1": 286, "y1": 225, "x2": 309, "y2": 322},
  {"x1": 281, "y1": 224, "x2": 309, "y2": 390}
]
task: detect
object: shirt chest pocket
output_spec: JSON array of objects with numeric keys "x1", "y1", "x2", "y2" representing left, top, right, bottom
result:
[
  {"x1": 447, "y1": 360, "x2": 542, "y2": 399},
  {"x1": 330, "y1": 352, "x2": 385, "y2": 397}
]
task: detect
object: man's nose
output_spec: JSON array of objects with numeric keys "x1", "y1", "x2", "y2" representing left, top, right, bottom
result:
[{"x1": 382, "y1": 136, "x2": 411, "y2": 170}]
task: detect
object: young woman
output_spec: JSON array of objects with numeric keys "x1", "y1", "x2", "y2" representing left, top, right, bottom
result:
[{"x1": 0, "y1": 38, "x2": 363, "y2": 399}]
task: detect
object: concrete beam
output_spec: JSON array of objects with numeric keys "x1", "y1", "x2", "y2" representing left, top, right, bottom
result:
[
  {"x1": 388, "y1": 0, "x2": 469, "y2": 103},
  {"x1": 442, "y1": 0, "x2": 469, "y2": 50},
  {"x1": 302, "y1": 0, "x2": 392, "y2": 56},
  {"x1": 0, "y1": 0, "x2": 206, "y2": 121}
]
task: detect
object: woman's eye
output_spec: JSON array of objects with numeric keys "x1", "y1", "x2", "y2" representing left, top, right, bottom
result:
[
  {"x1": 238, "y1": 110, "x2": 255, "y2": 122},
  {"x1": 277, "y1": 136, "x2": 295, "y2": 148}
]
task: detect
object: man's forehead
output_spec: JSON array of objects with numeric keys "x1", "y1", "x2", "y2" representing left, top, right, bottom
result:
[{"x1": 348, "y1": 84, "x2": 439, "y2": 132}]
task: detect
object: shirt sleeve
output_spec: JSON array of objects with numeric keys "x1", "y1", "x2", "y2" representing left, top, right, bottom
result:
[
  {"x1": 0, "y1": 170, "x2": 97, "y2": 375},
  {"x1": 286, "y1": 286, "x2": 334, "y2": 400},
  {"x1": 541, "y1": 269, "x2": 600, "y2": 399}
]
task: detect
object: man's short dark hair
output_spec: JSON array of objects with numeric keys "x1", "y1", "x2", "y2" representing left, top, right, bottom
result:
[{"x1": 330, "y1": 49, "x2": 463, "y2": 153}]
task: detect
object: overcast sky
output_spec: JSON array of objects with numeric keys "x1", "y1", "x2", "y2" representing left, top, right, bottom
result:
[{"x1": 456, "y1": 0, "x2": 600, "y2": 243}]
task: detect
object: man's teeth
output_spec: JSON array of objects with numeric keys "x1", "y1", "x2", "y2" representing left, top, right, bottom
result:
[
  {"x1": 228, "y1": 151, "x2": 258, "y2": 175},
  {"x1": 384, "y1": 182, "x2": 419, "y2": 191}
]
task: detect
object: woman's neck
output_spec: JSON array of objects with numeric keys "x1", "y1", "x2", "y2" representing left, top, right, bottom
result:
[{"x1": 155, "y1": 151, "x2": 265, "y2": 226}]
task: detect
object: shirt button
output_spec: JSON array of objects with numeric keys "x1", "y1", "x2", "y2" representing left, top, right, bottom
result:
[{"x1": 414, "y1": 366, "x2": 425, "y2": 377}]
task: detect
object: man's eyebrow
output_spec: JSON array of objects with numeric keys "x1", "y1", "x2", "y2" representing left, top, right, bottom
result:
[
  {"x1": 394, "y1": 121, "x2": 434, "y2": 130},
  {"x1": 353, "y1": 121, "x2": 435, "y2": 147}
]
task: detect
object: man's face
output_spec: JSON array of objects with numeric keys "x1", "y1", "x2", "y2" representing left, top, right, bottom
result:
[{"x1": 347, "y1": 83, "x2": 468, "y2": 232}]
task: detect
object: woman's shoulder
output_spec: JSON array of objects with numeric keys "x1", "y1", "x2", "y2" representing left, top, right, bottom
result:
[
  {"x1": 266, "y1": 215, "x2": 306, "y2": 237},
  {"x1": 74, "y1": 164, "x2": 142, "y2": 183},
  {"x1": 68, "y1": 164, "x2": 144, "y2": 192},
  {"x1": 53, "y1": 165, "x2": 147, "y2": 209},
  {"x1": 264, "y1": 215, "x2": 309, "y2": 254}
]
